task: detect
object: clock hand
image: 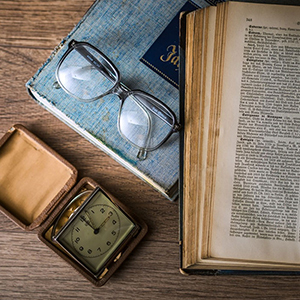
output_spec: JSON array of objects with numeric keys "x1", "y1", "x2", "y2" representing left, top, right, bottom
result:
[
  {"x1": 80, "y1": 215, "x2": 95, "y2": 230},
  {"x1": 84, "y1": 210, "x2": 97, "y2": 229},
  {"x1": 93, "y1": 214, "x2": 112, "y2": 234}
]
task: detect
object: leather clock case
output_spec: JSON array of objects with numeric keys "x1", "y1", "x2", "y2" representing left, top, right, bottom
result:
[{"x1": 0, "y1": 124, "x2": 148, "y2": 287}]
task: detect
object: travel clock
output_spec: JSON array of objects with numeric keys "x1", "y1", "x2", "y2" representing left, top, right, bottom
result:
[{"x1": 51, "y1": 187, "x2": 143, "y2": 279}]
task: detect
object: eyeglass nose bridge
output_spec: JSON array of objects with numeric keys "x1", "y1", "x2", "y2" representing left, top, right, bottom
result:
[{"x1": 110, "y1": 82, "x2": 130, "y2": 101}]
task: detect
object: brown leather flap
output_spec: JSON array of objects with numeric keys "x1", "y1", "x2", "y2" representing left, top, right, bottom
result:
[{"x1": 0, "y1": 124, "x2": 77, "y2": 230}]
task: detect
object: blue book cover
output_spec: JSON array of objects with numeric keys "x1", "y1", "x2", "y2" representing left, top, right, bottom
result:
[{"x1": 26, "y1": 0, "x2": 215, "y2": 200}]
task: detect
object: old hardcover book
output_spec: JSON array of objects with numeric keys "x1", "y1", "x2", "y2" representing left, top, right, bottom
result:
[
  {"x1": 180, "y1": 1, "x2": 300, "y2": 273},
  {"x1": 25, "y1": 0, "x2": 219, "y2": 201}
]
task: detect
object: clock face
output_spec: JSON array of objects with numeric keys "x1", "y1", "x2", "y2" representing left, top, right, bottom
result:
[
  {"x1": 53, "y1": 188, "x2": 136, "y2": 277},
  {"x1": 71, "y1": 204, "x2": 121, "y2": 258}
]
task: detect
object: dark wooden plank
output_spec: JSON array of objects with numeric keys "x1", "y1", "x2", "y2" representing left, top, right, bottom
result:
[
  {"x1": 1, "y1": 233, "x2": 300, "y2": 299},
  {"x1": 0, "y1": 0, "x2": 92, "y2": 48}
]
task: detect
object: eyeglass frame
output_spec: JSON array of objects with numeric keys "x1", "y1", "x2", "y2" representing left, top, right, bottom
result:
[{"x1": 55, "y1": 39, "x2": 181, "y2": 158}]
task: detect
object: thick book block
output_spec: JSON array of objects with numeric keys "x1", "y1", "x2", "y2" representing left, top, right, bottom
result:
[
  {"x1": 26, "y1": 0, "x2": 210, "y2": 201},
  {"x1": 180, "y1": 0, "x2": 300, "y2": 274}
]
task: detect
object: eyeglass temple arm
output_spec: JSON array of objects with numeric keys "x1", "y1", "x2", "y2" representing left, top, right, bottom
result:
[
  {"x1": 73, "y1": 44, "x2": 117, "y2": 83},
  {"x1": 136, "y1": 106, "x2": 153, "y2": 161},
  {"x1": 133, "y1": 95, "x2": 180, "y2": 131},
  {"x1": 137, "y1": 149, "x2": 148, "y2": 160},
  {"x1": 117, "y1": 83, "x2": 180, "y2": 131}
]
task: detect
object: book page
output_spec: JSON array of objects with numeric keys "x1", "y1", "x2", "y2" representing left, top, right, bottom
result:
[{"x1": 209, "y1": 2, "x2": 300, "y2": 264}]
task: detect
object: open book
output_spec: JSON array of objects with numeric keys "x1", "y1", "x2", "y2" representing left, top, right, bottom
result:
[{"x1": 180, "y1": 1, "x2": 300, "y2": 273}]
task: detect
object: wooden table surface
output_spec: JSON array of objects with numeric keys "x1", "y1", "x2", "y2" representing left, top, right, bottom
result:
[{"x1": 0, "y1": 1, "x2": 299, "y2": 299}]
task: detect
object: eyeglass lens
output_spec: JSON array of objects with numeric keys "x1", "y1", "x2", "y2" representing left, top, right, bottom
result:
[
  {"x1": 119, "y1": 92, "x2": 174, "y2": 150},
  {"x1": 58, "y1": 45, "x2": 118, "y2": 101}
]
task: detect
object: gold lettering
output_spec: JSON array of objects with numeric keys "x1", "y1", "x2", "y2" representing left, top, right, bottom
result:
[
  {"x1": 160, "y1": 45, "x2": 176, "y2": 62},
  {"x1": 171, "y1": 55, "x2": 179, "y2": 69},
  {"x1": 160, "y1": 45, "x2": 179, "y2": 70}
]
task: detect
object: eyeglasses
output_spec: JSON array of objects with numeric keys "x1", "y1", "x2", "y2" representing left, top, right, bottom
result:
[{"x1": 55, "y1": 40, "x2": 181, "y2": 160}]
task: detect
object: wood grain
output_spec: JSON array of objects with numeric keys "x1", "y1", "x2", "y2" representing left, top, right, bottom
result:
[{"x1": 0, "y1": 0, "x2": 300, "y2": 299}]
